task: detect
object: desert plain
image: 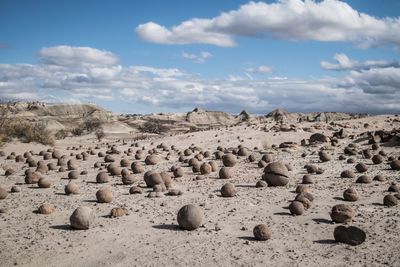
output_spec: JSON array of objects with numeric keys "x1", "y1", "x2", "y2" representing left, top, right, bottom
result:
[{"x1": 0, "y1": 103, "x2": 399, "y2": 267}]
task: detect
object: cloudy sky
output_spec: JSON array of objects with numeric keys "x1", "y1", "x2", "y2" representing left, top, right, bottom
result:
[{"x1": 0, "y1": 0, "x2": 399, "y2": 114}]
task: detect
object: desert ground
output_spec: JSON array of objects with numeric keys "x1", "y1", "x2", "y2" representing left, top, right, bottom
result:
[{"x1": 0, "y1": 113, "x2": 399, "y2": 267}]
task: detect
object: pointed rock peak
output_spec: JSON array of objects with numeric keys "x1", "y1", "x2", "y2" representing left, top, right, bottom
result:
[
  {"x1": 192, "y1": 107, "x2": 205, "y2": 113},
  {"x1": 239, "y1": 110, "x2": 250, "y2": 116}
]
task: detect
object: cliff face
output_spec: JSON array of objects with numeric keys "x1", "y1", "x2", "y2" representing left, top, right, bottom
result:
[
  {"x1": 1, "y1": 102, "x2": 114, "y2": 132},
  {"x1": 2, "y1": 102, "x2": 111, "y2": 118}
]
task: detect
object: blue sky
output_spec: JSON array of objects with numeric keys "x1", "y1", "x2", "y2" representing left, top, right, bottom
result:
[{"x1": 0, "y1": 0, "x2": 399, "y2": 114}]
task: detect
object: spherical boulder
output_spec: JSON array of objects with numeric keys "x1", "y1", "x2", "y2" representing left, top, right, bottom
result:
[
  {"x1": 0, "y1": 187, "x2": 8, "y2": 199},
  {"x1": 191, "y1": 162, "x2": 201, "y2": 173},
  {"x1": 343, "y1": 188, "x2": 359, "y2": 201},
  {"x1": 11, "y1": 186, "x2": 21, "y2": 193},
  {"x1": 388, "y1": 183, "x2": 400, "y2": 193},
  {"x1": 347, "y1": 158, "x2": 356, "y2": 164},
  {"x1": 122, "y1": 174, "x2": 137, "y2": 185},
  {"x1": 120, "y1": 158, "x2": 130, "y2": 167},
  {"x1": 220, "y1": 183, "x2": 236, "y2": 197},
  {"x1": 25, "y1": 171, "x2": 41, "y2": 184},
  {"x1": 129, "y1": 186, "x2": 142, "y2": 194},
  {"x1": 390, "y1": 160, "x2": 400, "y2": 170},
  {"x1": 222, "y1": 153, "x2": 237, "y2": 167},
  {"x1": 295, "y1": 192, "x2": 314, "y2": 202},
  {"x1": 38, "y1": 178, "x2": 52, "y2": 188},
  {"x1": 96, "y1": 172, "x2": 109, "y2": 183},
  {"x1": 200, "y1": 163, "x2": 212, "y2": 175},
  {"x1": 334, "y1": 225, "x2": 366, "y2": 246},
  {"x1": 96, "y1": 188, "x2": 113, "y2": 203},
  {"x1": 110, "y1": 207, "x2": 128, "y2": 217},
  {"x1": 153, "y1": 183, "x2": 167, "y2": 192},
  {"x1": 356, "y1": 175, "x2": 372, "y2": 184},
  {"x1": 68, "y1": 170, "x2": 79, "y2": 179},
  {"x1": 258, "y1": 160, "x2": 267, "y2": 168},
  {"x1": 173, "y1": 167, "x2": 184, "y2": 178},
  {"x1": 238, "y1": 147, "x2": 250, "y2": 157},
  {"x1": 219, "y1": 167, "x2": 232, "y2": 179},
  {"x1": 294, "y1": 195, "x2": 312, "y2": 210},
  {"x1": 131, "y1": 162, "x2": 143, "y2": 174},
  {"x1": 372, "y1": 154, "x2": 384, "y2": 164},
  {"x1": 38, "y1": 203, "x2": 55, "y2": 214},
  {"x1": 67, "y1": 159, "x2": 78, "y2": 170},
  {"x1": 302, "y1": 175, "x2": 314, "y2": 184},
  {"x1": 255, "y1": 180, "x2": 268, "y2": 188},
  {"x1": 341, "y1": 170, "x2": 355, "y2": 178},
  {"x1": 5, "y1": 168, "x2": 15, "y2": 176},
  {"x1": 306, "y1": 164, "x2": 318, "y2": 174},
  {"x1": 208, "y1": 161, "x2": 218, "y2": 172},
  {"x1": 373, "y1": 175, "x2": 386, "y2": 182},
  {"x1": 145, "y1": 155, "x2": 159, "y2": 165},
  {"x1": 177, "y1": 204, "x2": 203, "y2": 231},
  {"x1": 289, "y1": 201, "x2": 304, "y2": 216},
  {"x1": 262, "y1": 162, "x2": 289, "y2": 186},
  {"x1": 330, "y1": 204, "x2": 354, "y2": 223},
  {"x1": 253, "y1": 224, "x2": 272, "y2": 241},
  {"x1": 355, "y1": 163, "x2": 368, "y2": 173},
  {"x1": 144, "y1": 172, "x2": 164, "y2": 187},
  {"x1": 65, "y1": 182, "x2": 79, "y2": 195},
  {"x1": 319, "y1": 151, "x2": 331, "y2": 162},
  {"x1": 109, "y1": 166, "x2": 121, "y2": 176},
  {"x1": 295, "y1": 184, "x2": 309, "y2": 194},
  {"x1": 383, "y1": 194, "x2": 398, "y2": 207},
  {"x1": 261, "y1": 154, "x2": 273, "y2": 163},
  {"x1": 70, "y1": 206, "x2": 95, "y2": 230},
  {"x1": 309, "y1": 133, "x2": 329, "y2": 144}
]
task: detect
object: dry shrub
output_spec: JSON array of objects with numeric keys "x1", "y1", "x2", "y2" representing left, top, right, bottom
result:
[
  {"x1": 83, "y1": 118, "x2": 103, "y2": 132},
  {"x1": 1, "y1": 120, "x2": 54, "y2": 146},
  {"x1": 132, "y1": 133, "x2": 150, "y2": 141},
  {"x1": 70, "y1": 118, "x2": 104, "y2": 137},
  {"x1": 95, "y1": 129, "x2": 105, "y2": 141},
  {"x1": 55, "y1": 129, "x2": 70, "y2": 140},
  {"x1": 71, "y1": 127, "x2": 84, "y2": 136},
  {"x1": 139, "y1": 121, "x2": 169, "y2": 134}
]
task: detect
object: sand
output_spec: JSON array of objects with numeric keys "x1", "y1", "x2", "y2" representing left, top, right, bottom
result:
[{"x1": 0, "y1": 115, "x2": 399, "y2": 267}]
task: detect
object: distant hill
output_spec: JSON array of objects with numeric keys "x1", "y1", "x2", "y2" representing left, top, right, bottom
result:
[{"x1": 1, "y1": 102, "x2": 368, "y2": 136}]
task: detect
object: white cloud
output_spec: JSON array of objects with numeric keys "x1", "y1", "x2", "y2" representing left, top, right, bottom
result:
[
  {"x1": 340, "y1": 67, "x2": 400, "y2": 94},
  {"x1": 136, "y1": 0, "x2": 400, "y2": 48},
  {"x1": 1, "y1": 45, "x2": 399, "y2": 114},
  {"x1": 38, "y1": 45, "x2": 119, "y2": 67},
  {"x1": 321, "y1": 53, "x2": 399, "y2": 71},
  {"x1": 136, "y1": 21, "x2": 235, "y2": 47},
  {"x1": 245, "y1": 65, "x2": 272, "y2": 74},
  {"x1": 182, "y1": 51, "x2": 212, "y2": 63}
]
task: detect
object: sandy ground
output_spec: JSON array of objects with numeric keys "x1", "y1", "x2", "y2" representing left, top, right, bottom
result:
[{"x1": 0, "y1": 115, "x2": 399, "y2": 267}]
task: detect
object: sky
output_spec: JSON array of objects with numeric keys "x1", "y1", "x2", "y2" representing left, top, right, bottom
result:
[{"x1": 0, "y1": 0, "x2": 399, "y2": 114}]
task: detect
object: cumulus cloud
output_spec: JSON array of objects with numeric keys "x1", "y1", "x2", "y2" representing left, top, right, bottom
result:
[
  {"x1": 245, "y1": 65, "x2": 272, "y2": 74},
  {"x1": 38, "y1": 45, "x2": 119, "y2": 67},
  {"x1": 136, "y1": 0, "x2": 400, "y2": 48},
  {"x1": 321, "y1": 53, "x2": 400, "y2": 71},
  {"x1": 136, "y1": 21, "x2": 235, "y2": 47},
  {"x1": 182, "y1": 51, "x2": 212, "y2": 64},
  {"x1": 1, "y1": 45, "x2": 399, "y2": 114},
  {"x1": 340, "y1": 67, "x2": 400, "y2": 95}
]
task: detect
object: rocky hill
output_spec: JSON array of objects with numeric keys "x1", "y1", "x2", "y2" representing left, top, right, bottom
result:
[{"x1": 1, "y1": 102, "x2": 369, "y2": 137}]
